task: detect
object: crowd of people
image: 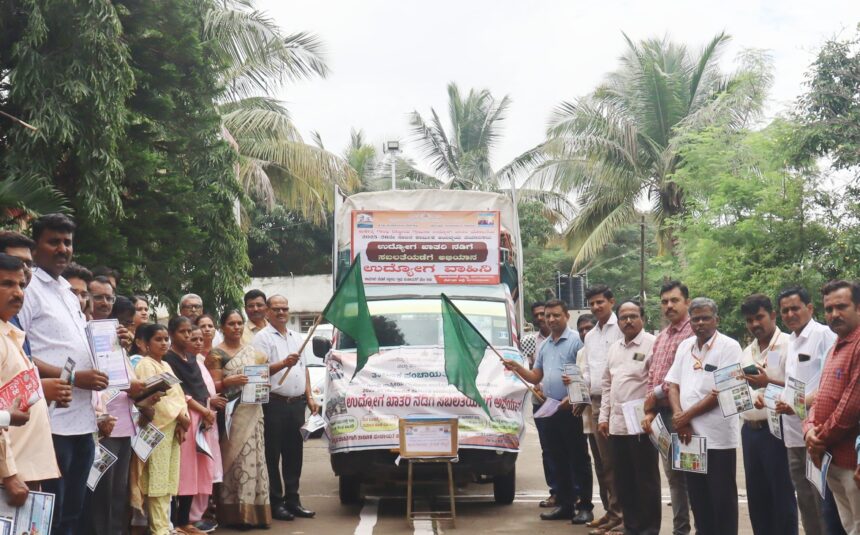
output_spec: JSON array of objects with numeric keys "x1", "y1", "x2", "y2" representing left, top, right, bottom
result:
[
  {"x1": 511, "y1": 282, "x2": 860, "y2": 535},
  {"x1": 0, "y1": 213, "x2": 318, "y2": 535}
]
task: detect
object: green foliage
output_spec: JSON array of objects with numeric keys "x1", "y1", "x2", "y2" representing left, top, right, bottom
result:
[
  {"x1": 246, "y1": 204, "x2": 332, "y2": 277},
  {"x1": 797, "y1": 24, "x2": 860, "y2": 169}
]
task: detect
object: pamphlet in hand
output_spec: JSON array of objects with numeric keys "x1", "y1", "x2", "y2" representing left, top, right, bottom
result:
[
  {"x1": 132, "y1": 423, "x2": 166, "y2": 462},
  {"x1": 532, "y1": 397, "x2": 561, "y2": 418},
  {"x1": 241, "y1": 365, "x2": 270, "y2": 404},
  {"x1": 714, "y1": 363, "x2": 754, "y2": 417},
  {"x1": 805, "y1": 451, "x2": 832, "y2": 499},
  {"x1": 0, "y1": 487, "x2": 55, "y2": 535},
  {"x1": 224, "y1": 398, "x2": 239, "y2": 439},
  {"x1": 563, "y1": 363, "x2": 590, "y2": 405},
  {"x1": 87, "y1": 441, "x2": 118, "y2": 491},
  {"x1": 785, "y1": 377, "x2": 807, "y2": 419},
  {"x1": 0, "y1": 368, "x2": 42, "y2": 411},
  {"x1": 648, "y1": 413, "x2": 671, "y2": 457},
  {"x1": 50, "y1": 357, "x2": 76, "y2": 410},
  {"x1": 87, "y1": 319, "x2": 131, "y2": 390},
  {"x1": 671, "y1": 433, "x2": 708, "y2": 473},
  {"x1": 195, "y1": 422, "x2": 213, "y2": 460},
  {"x1": 621, "y1": 398, "x2": 646, "y2": 434},
  {"x1": 300, "y1": 413, "x2": 326, "y2": 441},
  {"x1": 764, "y1": 384, "x2": 784, "y2": 439},
  {"x1": 131, "y1": 372, "x2": 180, "y2": 402}
]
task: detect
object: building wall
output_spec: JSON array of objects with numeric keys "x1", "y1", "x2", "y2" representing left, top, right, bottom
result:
[{"x1": 245, "y1": 274, "x2": 333, "y2": 332}]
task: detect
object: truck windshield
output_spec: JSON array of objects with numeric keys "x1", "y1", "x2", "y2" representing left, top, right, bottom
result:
[{"x1": 338, "y1": 298, "x2": 511, "y2": 349}]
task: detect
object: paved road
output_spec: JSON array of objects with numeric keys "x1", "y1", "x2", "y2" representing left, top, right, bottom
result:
[{"x1": 220, "y1": 417, "x2": 756, "y2": 534}]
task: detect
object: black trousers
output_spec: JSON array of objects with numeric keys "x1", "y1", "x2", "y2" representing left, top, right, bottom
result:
[
  {"x1": 543, "y1": 409, "x2": 593, "y2": 511},
  {"x1": 686, "y1": 448, "x2": 738, "y2": 535},
  {"x1": 609, "y1": 434, "x2": 660, "y2": 535},
  {"x1": 43, "y1": 433, "x2": 96, "y2": 535},
  {"x1": 533, "y1": 406, "x2": 558, "y2": 495},
  {"x1": 263, "y1": 396, "x2": 306, "y2": 507},
  {"x1": 80, "y1": 436, "x2": 132, "y2": 535},
  {"x1": 741, "y1": 423, "x2": 798, "y2": 535}
]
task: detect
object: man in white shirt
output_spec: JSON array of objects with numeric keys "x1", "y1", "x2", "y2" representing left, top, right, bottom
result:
[
  {"x1": 775, "y1": 287, "x2": 835, "y2": 535},
  {"x1": 253, "y1": 294, "x2": 318, "y2": 522},
  {"x1": 597, "y1": 300, "x2": 659, "y2": 535},
  {"x1": 18, "y1": 214, "x2": 109, "y2": 534},
  {"x1": 738, "y1": 294, "x2": 797, "y2": 535},
  {"x1": 580, "y1": 285, "x2": 623, "y2": 532},
  {"x1": 665, "y1": 297, "x2": 742, "y2": 535}
]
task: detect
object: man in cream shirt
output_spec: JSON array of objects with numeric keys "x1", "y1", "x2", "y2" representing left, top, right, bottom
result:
[
  {"x1": 775, "y1": 287, "x2": 835, "y2": 535},
  {"x1": 738, "y1": 294, "x2": 797, "y2": 535}
]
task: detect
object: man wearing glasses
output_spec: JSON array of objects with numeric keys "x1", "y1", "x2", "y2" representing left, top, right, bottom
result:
[
  {"x1": 89, "y1": 276, "x2": 116, "y2": 321},
  {"x1": 179, "y1": 293, "x2": 205, "y2": 322}
]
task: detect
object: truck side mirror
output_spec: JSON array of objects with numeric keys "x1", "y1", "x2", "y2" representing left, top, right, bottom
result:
[{"x1": 312, "y1": 336, "x2": 332, "y2": 359}]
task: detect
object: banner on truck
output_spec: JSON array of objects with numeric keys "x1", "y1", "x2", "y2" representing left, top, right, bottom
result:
[
  {"x1": 324, "y1": 346, "x2": 528, "y2": 453},
  {"x1": 351, "y1": 210, "x2": 500, "y2": 285}
]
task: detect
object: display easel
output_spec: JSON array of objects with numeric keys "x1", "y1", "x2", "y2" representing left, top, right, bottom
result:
[{"x1": 399, "y1": 417, "x2": 459, "y2": 528}]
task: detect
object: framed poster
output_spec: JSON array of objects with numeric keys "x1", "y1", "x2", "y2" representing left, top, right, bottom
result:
[{"x1": 399, "y1": 417, "x2": 458, "y2": 458}]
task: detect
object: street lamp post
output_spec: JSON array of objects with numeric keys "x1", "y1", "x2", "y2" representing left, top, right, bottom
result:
[{"x1": 383, "y1": 140, "x2": 400, "y2": 190}]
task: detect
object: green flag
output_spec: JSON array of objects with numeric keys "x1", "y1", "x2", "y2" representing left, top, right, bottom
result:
[
  {"x1": 323, "y1": 256, "x2": 379, "y2": 379},
  {"x1": 440, "y1": 293, "x2": 491, "y2": 417}
]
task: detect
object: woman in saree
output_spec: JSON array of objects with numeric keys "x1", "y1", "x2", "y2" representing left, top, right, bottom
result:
[
  {"x1": 206, "y1": 309, "x2": 271, "y2": 529},
  {"x1": 132, "y1": 323, "x2": 191, "y2": 535}
]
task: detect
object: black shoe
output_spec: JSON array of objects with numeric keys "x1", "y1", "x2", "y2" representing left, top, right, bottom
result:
[
  {"x1": 286, "y1": 503, "x2": 316, "y2": 518},
  {"x1": 272, "y1": 504, "x2": 295, "y2": 521},
  {"x1": 540, "y1": 506, "x2": 573, "y2": 520},
  {"x1": 572, "y1": 510, "x2": 594, "y2": 525}
]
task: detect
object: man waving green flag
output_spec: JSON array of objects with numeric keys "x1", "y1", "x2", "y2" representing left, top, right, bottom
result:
[
  {"x1": 441, "y1": 293, "x2": 491, "y2": 417},
  {"x1": 323, "y1": 256, "x2": 379, "y2": 379}
]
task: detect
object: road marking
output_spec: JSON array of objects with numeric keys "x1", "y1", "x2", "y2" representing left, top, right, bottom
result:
[{"x1": 354, "y1": 498, "x2": 379, "y2": 535}]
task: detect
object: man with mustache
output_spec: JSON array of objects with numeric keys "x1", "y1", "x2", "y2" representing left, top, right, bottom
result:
[
  {"x1": 804, "y1": 280, "x2": 860, "y2": 534},
  {"x1": 18, "y1": 213, "x2": 109, "y2": 534},
  {"x1": 738, "y1": 294, "x2": 797, "y2": 535},
  {"x1": 0, "y1": 253, "x2": 59, "y2": 507},
  {"x1": 776, "y1": 286, "x2": 835, "y2": 535},
  {"x1": 664, "y1": 297, "x2": 742, "y2": 535}
]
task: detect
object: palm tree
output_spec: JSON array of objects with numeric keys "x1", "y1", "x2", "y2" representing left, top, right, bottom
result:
[
  {"x1": 202, "y1": 0, "x2": 358, "y2": 224},
  {"x1": 338, "y1": 129, "x2": 441, "y2": 191},
  {"x1": 0, "y1": 173, "x2": 68, "y2": 221},
  {"x1": 532, "y1": 33, "x2": 772, "y2": 266},
  {"x1": 409, "y1": 82, "x2": 571, "y2": 223}
]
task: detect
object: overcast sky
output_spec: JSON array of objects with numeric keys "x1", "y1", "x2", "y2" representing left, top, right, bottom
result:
[{"x1": 259, "y1": 0, "x2": 860, "y2": 172}]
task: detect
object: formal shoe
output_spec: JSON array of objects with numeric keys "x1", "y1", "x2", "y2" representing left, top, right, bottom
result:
[
  {"x1": 572, "y1": 510, "x2": 595, "y2": 525},
  {"x1": 286, "y1": 503, "x2": 316, "y2": 518},
  {"x1": 540, "y1": 506, "x2": 573, "y2": 520},
  {"x1": 587, "y1": 514, "x2": 610, "y2": 528},
  {"x1": 538, "y1": 494, "x2": 557, "y2": 508},
  {"x1": 272, "y1": 505, "x2": 295, "y2": 521},
  {"x1": 193, "y1": 519, "x2": 218, "y2": 533}
]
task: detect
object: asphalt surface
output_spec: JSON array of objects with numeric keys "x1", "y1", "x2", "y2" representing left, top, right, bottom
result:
[{"x1": 218, "y1": 414, "x2": 756, "y2": 535}]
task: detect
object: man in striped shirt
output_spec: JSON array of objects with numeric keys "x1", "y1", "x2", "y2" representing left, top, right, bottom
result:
[{"x1": 643, "y1": 280, "x2": 693, "y2": 535}]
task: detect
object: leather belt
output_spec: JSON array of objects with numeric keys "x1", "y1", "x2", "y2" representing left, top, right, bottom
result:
[
  {"x1": 744, "y1": 420, "x2": 767, "y2": 430},
  {"x1": 270, "y1": 393, "x2": 307, "y2": 404}
]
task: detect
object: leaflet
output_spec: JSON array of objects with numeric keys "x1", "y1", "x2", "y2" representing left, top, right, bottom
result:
[
  {"x1": 671, "y1": 433, "x2": 708, "y2": 473},
  {"x1": 241, "y1": 365, "x2": 270, "y2": 404},
  {"x1": 767, "y1": 409, "x2": 783, "y2": 440},
  {"x1": 563, "y1": 363, "x2": 590, "y2": 405},
  {"x1": 0, "y1": 488, "x2": 55, "y2": 535},
  {"x1": 50, "y1": 357, "x2": 75, "y2": 410},
  {"x1": 714, "y1": 363, "x2": 754, "y2": 417},
  {"x1": 763, "y1": 383, "x2": 784, "y2": 440},
  {"x1": 621, "y1": 398, "x2": 646, "y2": 434},
  {"x1": 87, "y1": 442, "x2": 118, "y2": 491},
  {"x1": 532, "y1": 397, "x2": 560, "y2": 418},
  {"x1": 648, "y1": 413, "x2": 671, "y2": 457},
  {"x1": 0, "y1": 368, "x2": 42, "y2": 411},
  {"x1": 87, "y1": 319, "x2": 131, "y2": 390},
  {"x1": 786, "y1": 377, "x2": 807, "y2": 419},
  {"x1": 196, "y1": 422, "x2": 213, "y2": 460},
  {"x1": 805, "y1": 451, "x2": 832, "y2": 499},
  {"x1": 300, "y1": 413, "x2": 326, "y2": 441},
  {"x1": 224, "y1": 398, "x2": 239, "y2": 439},
  {"x1": 132, "y1": 423, "x2": 165, "y2": 462}
]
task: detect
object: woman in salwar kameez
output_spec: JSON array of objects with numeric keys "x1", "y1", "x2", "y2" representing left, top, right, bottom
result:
[
  {"x1": 206, "y1": 310, "x2": 272, "y2": 528},
  {"x1": 132, "y1": 323, "x2": 191, "y2": 535}
]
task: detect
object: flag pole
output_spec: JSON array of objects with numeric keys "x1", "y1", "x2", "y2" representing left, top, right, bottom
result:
[
  {"x1": 277, "y1": 314, "x2": 323, "y2": 386},
  {"x1": 486, "y1": 343, "x2": 545, "y2": 403}
]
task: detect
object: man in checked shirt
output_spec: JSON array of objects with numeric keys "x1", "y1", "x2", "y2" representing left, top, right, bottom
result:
[
  {"x1": 804, "y1": 280, "x2": 860, "y2": 534},
  {"x1": 642, "y1": 281, "x2": 692, "y2": 535}
]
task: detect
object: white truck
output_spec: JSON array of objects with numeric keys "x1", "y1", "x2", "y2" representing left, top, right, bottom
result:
[{"x1": 313, "y1": 189, "x2": 529, "y2": 505}]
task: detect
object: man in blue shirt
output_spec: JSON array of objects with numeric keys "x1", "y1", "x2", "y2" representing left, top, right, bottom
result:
[{"x1": 505, "y1": 298, "x2": 594, "y2": 524}]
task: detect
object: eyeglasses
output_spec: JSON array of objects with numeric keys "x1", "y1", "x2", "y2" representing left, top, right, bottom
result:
[
  {"x1": 91, "y1": 295, "x2": 116, "y2": 304},
  {"x1": 181, "y1": 303, "x2": 202, "y2": 310}
]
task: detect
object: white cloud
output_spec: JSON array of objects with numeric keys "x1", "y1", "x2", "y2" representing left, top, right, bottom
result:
[{"x1": 258, "y1": 0, "x2": 860, "y2": 173}]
